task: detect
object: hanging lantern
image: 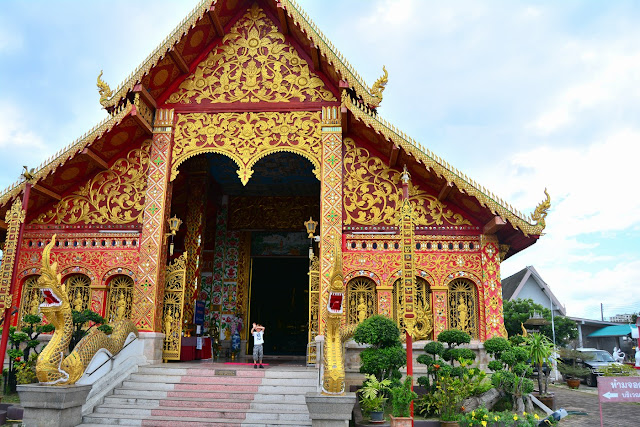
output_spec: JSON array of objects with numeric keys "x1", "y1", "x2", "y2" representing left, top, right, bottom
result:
[{"x1": 166, "y1": 215, "x2": 183, "y2": 256}]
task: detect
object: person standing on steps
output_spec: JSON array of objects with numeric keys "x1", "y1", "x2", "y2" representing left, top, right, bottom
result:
[{"x1": 251, "y1": 322, "x2": 266, "y2": 369}]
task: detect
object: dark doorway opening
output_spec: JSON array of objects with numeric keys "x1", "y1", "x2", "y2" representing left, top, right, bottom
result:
[{"x1": 249, "y1": 257, "x2": 309, "y2": 356}]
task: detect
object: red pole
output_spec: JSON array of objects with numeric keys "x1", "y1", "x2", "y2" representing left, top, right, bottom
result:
[
  {"x1": 406, "y1": 331, "x2": 414, "y2": 425},
  {"x1": 0, "y1": 183, "x2": 31, "y2": 371}
]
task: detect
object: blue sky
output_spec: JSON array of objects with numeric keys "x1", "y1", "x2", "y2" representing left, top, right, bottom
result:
[{"x1": 1, "y1": 0, "x2": 639, "y2": 320}]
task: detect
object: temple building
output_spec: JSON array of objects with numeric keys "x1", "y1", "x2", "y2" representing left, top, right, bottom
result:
[{"x1": 0, "y1": 0, "x2": 549, "y2": 362}]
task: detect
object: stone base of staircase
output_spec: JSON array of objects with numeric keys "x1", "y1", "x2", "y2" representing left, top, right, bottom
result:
[{"x1": 79, "y1": 362, "x2": 319, "y2": 426}]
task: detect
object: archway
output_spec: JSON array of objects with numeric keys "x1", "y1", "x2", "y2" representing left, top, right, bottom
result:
[{"x1": 169, "y1": 150, "x2": 320, "y2": 358}]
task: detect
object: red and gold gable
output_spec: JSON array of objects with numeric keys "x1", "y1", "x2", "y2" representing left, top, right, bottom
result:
[
  {"x1": 165, "y1": 4, "x2": 337, "y2": 105},
  {"x1": 29, "y1": 143, "x2": 150, "y2": 226},
  {"x1": 342, "y1": 138, "x2": 476, "y2": 231}
]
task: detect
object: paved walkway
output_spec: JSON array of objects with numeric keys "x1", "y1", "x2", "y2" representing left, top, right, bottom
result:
[{"x1": 549, "y1": 383, "x2": 640, "y2": 426}]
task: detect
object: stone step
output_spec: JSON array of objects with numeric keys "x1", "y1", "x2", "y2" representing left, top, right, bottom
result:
[
  {"x1": 82, "y1": 412, "x2": 311, "y2": 426},
  {"x1": 112, "y1": 385, "x2": 312, "y2": 403},
  {"x1": 105, "y1": 395, "x2": 308, "y2": 408},
  {"x1": 128, "y1": 373, "x2": 314, "y2": 388},
  {"x1": 121, "y1": 381, "x2": 259, "y2": 392},
  {"x1": 128, "y1": 373, "x2": 264, "y2": 385},
  {"x1": 95, "y1": 405, "x2": 246, "y2": 419},
  {"x1": 95, "y1": 403, "x2": 310, "y2": 419}
]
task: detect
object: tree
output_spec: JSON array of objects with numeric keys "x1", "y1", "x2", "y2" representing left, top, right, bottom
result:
[
  {"x1": 527, "y1": 333, "x2": 553, "y2": 396},
  {"x1": 503, "y1": 299, "x2": 577, "y2": 346},
  {"x1": 70, "y1": 309, "x2": 113, "y2": 352},
  {"x1": 353, "y1": 315, "x2": 406, "y2": 383}
]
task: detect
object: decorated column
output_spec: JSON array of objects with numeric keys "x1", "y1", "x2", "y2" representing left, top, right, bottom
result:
[
  {"x1": 183, "y1": 157, "x2": 209, "y2": 325},
  {"x1": 209, "y1": 198, "x2": 228, "y2": 341},
  {"x1": 481, "y1": 234, "x2": 507, "y2": 339},
  {"x1": 319, "y1": 105, "x2": 342, "y2": 335},
  {"x1": 134, "y1": 108, "x2": 175, "y2": 331},
  {"x1": 0, "y1": 196, "x2": 27, "y2": 369}
]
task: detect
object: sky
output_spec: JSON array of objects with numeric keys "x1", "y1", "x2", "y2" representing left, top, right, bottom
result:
[{"x1": 1, "y1": 0, "x2": 639, "y2": 320}]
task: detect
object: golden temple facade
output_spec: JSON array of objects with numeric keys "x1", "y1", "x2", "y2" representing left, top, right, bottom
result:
[{"x1": 0, "y1": 0, "x2": 548, "y2": 360}]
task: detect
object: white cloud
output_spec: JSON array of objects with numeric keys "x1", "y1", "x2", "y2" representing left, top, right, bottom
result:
[
  {"x1": 0, "y1": 101, "x2": 46, "y2": 150},
  {"x1": 529, "y1": 47, "x2": 640, "y2": 135},
  {"x1": 534, "y1": 261, "x2": 640, "y2": 319}
]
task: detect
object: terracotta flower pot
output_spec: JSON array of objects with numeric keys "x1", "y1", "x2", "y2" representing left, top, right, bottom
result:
[
  {"x1": 536, "y1": 393, "x2": 556, "y2": 411},
  {"x1": 390, "y1": 415, "x2": 413, "y2": 427},
  {"x1": 566, "y1": 378, "x2": 581, "y2": 389}
]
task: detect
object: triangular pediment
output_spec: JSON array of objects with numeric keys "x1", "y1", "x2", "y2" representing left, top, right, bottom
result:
[{"x1": 166, "y1": 4, "x2": 337, "y2": 105}]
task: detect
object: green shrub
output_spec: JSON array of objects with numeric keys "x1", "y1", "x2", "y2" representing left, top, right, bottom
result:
[
  {"x1": 390, "y1": 375, "x2": 418, "y2": 417},
  {"x1": 354, "y1": 315, "x2": 401, "y2": 348},
  {"x1": 354, "y1": 315, "x2": 406, "y2": 382},
  {"x1": 437, "y1": 329, "x2": 471, "y2": 348},
  {"x1": 424, "y1": 341, "x2": 445, "y2": 357},
  {"x1": 484, "y1": 337, "x2": 510, "y2": 359}
]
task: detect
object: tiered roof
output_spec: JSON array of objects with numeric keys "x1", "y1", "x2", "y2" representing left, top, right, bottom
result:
[{"x1": 0, "y1": 0, "x2": 548, "y2": 255}]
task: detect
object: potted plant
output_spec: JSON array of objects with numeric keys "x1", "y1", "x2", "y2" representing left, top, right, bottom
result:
[
  {"x1": 359, "y1": 374, "x2": 391, "y2": 423},
  {"x1": 434, "y1": 372, "x2": 466, "y2": 426},
  {"x1": 389, "y1": 375, "x2": 418, "y2": 427},
  {"x1": 527, "y1": 333, "x2": 555, "y2": 408},
  {"x1": 558, "y1": 348, "x2": 592, "y2": 389}
]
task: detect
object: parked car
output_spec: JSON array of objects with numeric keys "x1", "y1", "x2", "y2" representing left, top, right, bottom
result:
[{"x1": 562, "y1": 348, "x2": 620, "y2": 387}]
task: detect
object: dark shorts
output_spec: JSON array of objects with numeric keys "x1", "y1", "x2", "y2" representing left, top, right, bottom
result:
[{"x1": 253, "y1": 344, "x2": 263, "y2": 361}]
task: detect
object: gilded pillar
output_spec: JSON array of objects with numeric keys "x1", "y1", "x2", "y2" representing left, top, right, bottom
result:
[
  {"x1": 319, "y1": 105, "x2": 342, "y2": 335},
  {"x1": 481, "y1": 234, "x2": 507, "y2": 339},
  {"x1": 236, "y1": 231, "x2": 251, "y2": 339},
  {"x1": 134, "y1": 109, "x2": 175, "y2": 331},
  {"x1": 183, "y1": 158, "x2": 209, "y2": 325},
  {"x1": 210, "y1": 198, "x2": 228, "y2": 340},
  {"x1": 0, "y1": 198, "x2": 26, "y2": 312}
]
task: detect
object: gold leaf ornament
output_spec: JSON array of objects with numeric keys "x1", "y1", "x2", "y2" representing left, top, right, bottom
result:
[
  {"x1": 166, "y1": 4, "x2": 336, "y2": 104},
  {"x1": 32, "y1": 143, "x2": 151, "y2": 225},
  {"x1": 172, "y1": 112, "x2": 321, "y2": 184},
  {"x1": 343, "y1": 139, "x2": 472, "y2": 227}
]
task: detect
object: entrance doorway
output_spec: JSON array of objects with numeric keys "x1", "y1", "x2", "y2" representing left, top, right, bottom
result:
[{"x1": 249, "y1": 257, "x2": 309, "y2": 356}]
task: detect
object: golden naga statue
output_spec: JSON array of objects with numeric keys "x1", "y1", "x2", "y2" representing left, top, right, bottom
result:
[
  {"x1": 322, "y1": 239, "x2": 356, "y2": 395},
  {"x1": 36, "y1": 235, "x2": 138, "y2": 385},
  {"x1": 531, "y1": 188, "x2": 551, "y2": 230},
  {"x1": 97, "y1": 70, "x2": 113, "y2": 108},
  {"x1": 370, "y1": 65, "x2": 388, "y2": 105}
]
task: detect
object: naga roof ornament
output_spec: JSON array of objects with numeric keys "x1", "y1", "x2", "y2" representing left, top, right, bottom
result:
[
  {"x1": 97, "y1": 70, "x2": 113, "y2": 108},
  {"x1": 370, "y1": 65, "x2": 388, "y2": 106},
  {"x1": 530, "y1": 189, "x2": 551, "y2": 231}
]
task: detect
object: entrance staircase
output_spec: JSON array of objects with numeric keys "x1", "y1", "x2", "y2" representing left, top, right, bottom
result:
[{"x1": 79, "y1": 362, "x2": 317, "y2": 426}]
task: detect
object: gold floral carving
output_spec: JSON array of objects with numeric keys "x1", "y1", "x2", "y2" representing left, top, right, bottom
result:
[
  {"x1": 166, "y1": 4, "x2": 336, "y2": 105},
  {"x1": 343, "y1": 138, "x2": 472, "y2": 227},
  {"x1": 172, "y1": 112, "x2": 321, "y2": 183},
  {"x1": 229, "y1": 196, "x2": 319, "y2": 230},
  {"x1": 32, "y1": 143, "x2": 151, "y2": 225}
]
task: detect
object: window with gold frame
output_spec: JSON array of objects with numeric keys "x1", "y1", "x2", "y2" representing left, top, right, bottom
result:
[
  {"x1": 392, "y1": 276, "x2": 433, "y2": 340},
  {"x1": 65, "y1": 274, "x2": 91, "y2": 312},
  {"x1": 18, "y1": 276, "x2": 40, "y2": 330},
  {"x1": 447, "y1": 278, "x2": 479, "y2": 339},
  {"x1": 346, "y1": 277, "x2": 377, "y2": 326},
  {"x1": 105, "y1": 275, "x2": 134, "y2": 322}
]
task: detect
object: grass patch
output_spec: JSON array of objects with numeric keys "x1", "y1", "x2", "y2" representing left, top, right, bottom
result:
[{"x1": 0, "y1": 392, "x2": 20, "y2": 404}]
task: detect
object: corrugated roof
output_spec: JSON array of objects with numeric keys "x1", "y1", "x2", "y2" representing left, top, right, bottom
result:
[{"x1": 588, "y1": 324, "x2": 634, "y2": 338}]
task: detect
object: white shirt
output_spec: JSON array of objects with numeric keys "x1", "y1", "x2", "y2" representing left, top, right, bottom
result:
[{"x1": 253, "y1": 331, "x2": 264, "y2": 345}]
